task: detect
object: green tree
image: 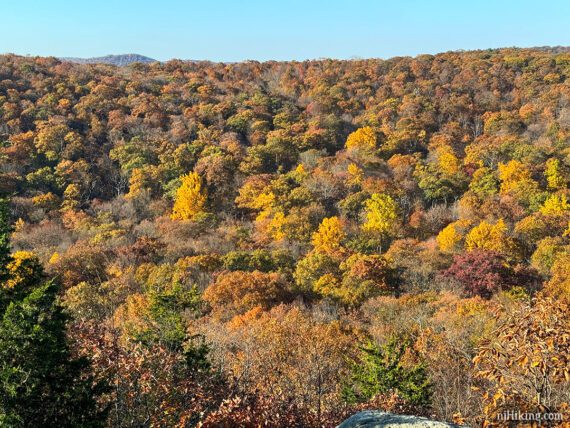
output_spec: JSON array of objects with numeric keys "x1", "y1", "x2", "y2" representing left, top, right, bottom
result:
[
  {"x1": 414, "y1": 163, "x2": 466, "y2": 203},
  {"x1": 469, "y1": 167, "x2": 499, "y2": 198},
  {"x1": 137, "y1": 283, "x2": 203, "y2": 350},
  {"x1": 294, "y1": 252, "x2": 340, "y2": 295},
  {"x1": 0, "y1": 199, "x2": 10, "y2": 283},
  {"x1": 343, "y1": 335, "x2": 432, "y2": 407},
  {"x1": 0, "y1": 205, "x2": 106, "y2": 426},
  {"x1": 0, "y1": 280, "x2": 107, "y2": 427}
]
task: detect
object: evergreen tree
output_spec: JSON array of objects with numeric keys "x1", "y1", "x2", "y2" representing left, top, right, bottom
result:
[
  {"x1": 0, "y1": 199, "x2": 11, "y2": 283},
  {"x1": 343, "y1": 335, "x2": 432, "y2": 407},
  {"x1": 0, "y1": 199, "x2": 106, "y2": 427}
]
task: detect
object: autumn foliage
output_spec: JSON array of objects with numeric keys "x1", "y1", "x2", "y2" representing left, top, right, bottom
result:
[
  {"x1": 0, "y1": 47, "x2": 569, "y2": 426},
  {"x1": 171, "y1": 172, "x2": 207, "y2": 220}
]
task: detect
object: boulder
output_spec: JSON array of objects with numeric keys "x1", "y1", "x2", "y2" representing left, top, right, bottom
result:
[{"x1": 338, "y1": 411, "x2": 462, "y2": 428}]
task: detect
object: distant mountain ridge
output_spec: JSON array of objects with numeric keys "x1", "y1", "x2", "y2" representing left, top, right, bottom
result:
[
  {"x1": 60, "y1": 54, "x2": 157, "y2": 66},
  {"x1": 56, "y1": 47, "x2": 570, "y2": 67}
]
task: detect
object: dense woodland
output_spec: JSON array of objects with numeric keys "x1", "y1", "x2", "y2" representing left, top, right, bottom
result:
[{"x1": 0, "y1": 47, "x2": 569, "y2": 427}]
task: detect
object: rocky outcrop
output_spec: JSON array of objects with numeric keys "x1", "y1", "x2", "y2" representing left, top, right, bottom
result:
[
  {"x1": 338, "y1": 411, "x2": 462, "y2": 428},
  {"x1": 60, "y1": 54, "x2": 157, "y2": 66}
]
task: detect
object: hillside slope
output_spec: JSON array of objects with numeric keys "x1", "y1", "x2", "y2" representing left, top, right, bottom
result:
[{"x1": 0, "y1": 47, "x2": 569, "y2": 426}]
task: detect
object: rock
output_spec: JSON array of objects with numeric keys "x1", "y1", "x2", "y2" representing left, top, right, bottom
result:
[
  {"x1": 60, "y1": 54, "x2": 157, "y2": 66},
  {"x1": 338, "y1": 411, "x2": 462, "y2": 428}
]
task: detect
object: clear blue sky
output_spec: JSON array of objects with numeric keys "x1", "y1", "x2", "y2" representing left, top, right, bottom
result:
[{"x1": 2, "y1": 0, "x2": 569, "y2": 61}]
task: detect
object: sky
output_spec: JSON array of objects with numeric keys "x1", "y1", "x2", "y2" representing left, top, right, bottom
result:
[{"x1": 1, "y1": 0, "x2": 569, "y2": 62}]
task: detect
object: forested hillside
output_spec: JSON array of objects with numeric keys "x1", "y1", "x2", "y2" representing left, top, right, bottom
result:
[{"x1": 0, "y1": 48, "x2": 569, "y2": 426}]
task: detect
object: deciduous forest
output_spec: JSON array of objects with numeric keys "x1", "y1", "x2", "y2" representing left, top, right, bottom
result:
[{"x1": 0, "y1": 47, "x2": 569, "y2": 426}]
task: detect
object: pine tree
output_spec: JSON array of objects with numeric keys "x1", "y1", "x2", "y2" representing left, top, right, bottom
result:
[
  {"x1": 0, "y1": 281, "x2": 107, "y2": 426},
  {"x1": 0, "y1": 200, "x2": 106, "y2": 426},
  {"x1": 343, "y1": 335, "x2": 432, "y2": 407},
  {"x1": 0, "y1": 199, "x2": 11, "y2": 284}
]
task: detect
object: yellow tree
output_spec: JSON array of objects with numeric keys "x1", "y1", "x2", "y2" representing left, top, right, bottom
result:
[
  {"x1": 312, "y1": 216, "x2": 345, "y2": 256},
  {"x1": 543, "y1": 252, "x2": 570, "y2": 299},
  {"x1": 345, "y1": 127, "x2": 377, "y2": 151},
  {"x1": 34, "y1": 122, "x2": 69, "y2": 161},
  {"x1": 469, "y1": 167, "x2": 499, "y2": 198},
  {"x1": 539, "y1": 193, "x2": 570, "y2": 217},
  {"x1": 235, "y1": 176, "x2": 274, "y2": 212},
  {"x1": 4, "y1": 251, "x2": 44, "y2": 291},
  {"x1": 544, "y1": 158, "x2": 567, "y2": 190},
  {"x1": 498, "y1": 160, "x2": 538, "y2": 196},
  {"x1": 346, "y1": 163, "x2": 364, "y2": 187},
  {"x1": 32, "y1": 192, "x2": 60, "y2": 211},
  {"x1": 362, "y1": 193, "x2": 398, "y2": 236},
  {"x1": 530, "y1": 237, "x2": 567, "y2": 276},
  {"x1": 171, "y1": 172, "x2": 207, "y2": 220},
  {"x1": 436, "y1": 219, "x2": 472, "y2": 253},
  {"x1": 267, "y1": 211, "x2": 287, "y2": 241},
  {"x1": 436, "y1": 145, "x2": 461, "y2": 176},
  {"x1": 61, "y1": 184, "x2": 81, "y2": 211},
  {"x1": 464, "y1": 219, "x2": 515, "y2": 256},
  {"x1": 126, "y1": 167, "x2": 152, "y2": 200}
]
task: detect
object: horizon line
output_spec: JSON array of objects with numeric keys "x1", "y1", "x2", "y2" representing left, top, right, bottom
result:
[{"x1": 2, "y1": 44, "x2": 569, "y2": 65}]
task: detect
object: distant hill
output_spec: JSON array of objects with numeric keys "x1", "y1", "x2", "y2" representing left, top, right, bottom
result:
[{"x1": 60, "y1": 54, "x2": 157, "y2": 66}]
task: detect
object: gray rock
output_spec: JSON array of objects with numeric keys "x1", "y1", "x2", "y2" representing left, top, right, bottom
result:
[
  {"x1": 338, "y1": 411, "x2": 462, "y2": 428},
  {"x1": 60, "y1": 54, "x2": 157, "y2": 66}
]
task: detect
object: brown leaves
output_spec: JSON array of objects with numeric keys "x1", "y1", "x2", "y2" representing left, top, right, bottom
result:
[
  {"x1": 204, "y1": 270, "x2": 291, "y2": 319},
  {"x1": 474, "y1": 297, "x2": 570, "y2": 425}
]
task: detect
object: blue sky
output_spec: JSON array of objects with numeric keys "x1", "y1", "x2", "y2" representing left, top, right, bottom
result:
[{"x1": 2, "y1": 0, "x2": 569, "y2": 61}]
